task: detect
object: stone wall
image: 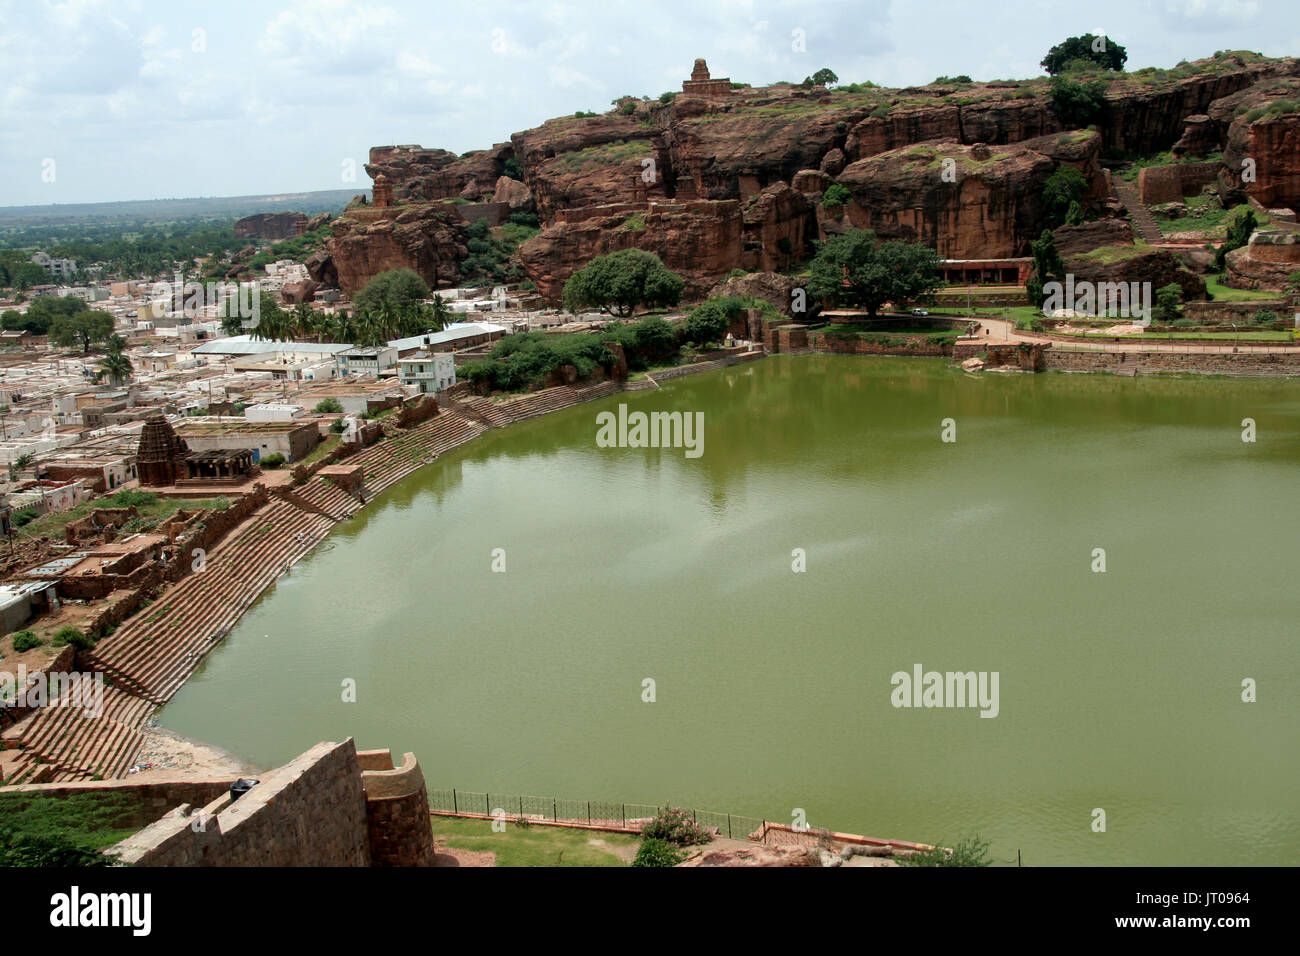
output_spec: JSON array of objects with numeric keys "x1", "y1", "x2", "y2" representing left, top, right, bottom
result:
[
  {"x1": 114, "y1": 740, "x2": 372, "y2": 867},
  {"x1": 1044, "y1": 348, "x2": 1300, "y2": 376},
  {"x1": 1138, "y1": 162, "x2": 1220, "y2": 204},
  {"x1": 108, "y1": 739, "x2": 440, "y2": 867},
  {"x1": 0, "y1": 775, "x2": 234, "y2": 828},
  {"x1": 359, "y1": 749, "x2": 436, "y2": 867},
  {"x1": 1183, "y1": 299, "x2": 1291, "y2": 323}
]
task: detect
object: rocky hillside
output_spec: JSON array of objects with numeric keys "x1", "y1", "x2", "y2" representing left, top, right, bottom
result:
[{"x1": 313, "y1": 51, "x2": 1300, "y2": 301}]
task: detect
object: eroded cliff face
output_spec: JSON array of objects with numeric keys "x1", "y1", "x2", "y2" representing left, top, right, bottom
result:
[
  {"x1": 327, "y1": 204, "x2": 467, "y2": 296},
  {"x1": 516, "y1": 200, "x2": 743, "y2": 301},
  {"x1": 323, "y1": 53, "x2": 1300, "y2": 301}
]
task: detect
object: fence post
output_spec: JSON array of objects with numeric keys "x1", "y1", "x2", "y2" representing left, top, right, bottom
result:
[
  {"x1": 452, "y1": 789, "x2": 457, "y2": 814},
  {"x1": 727, "y1": 814, "x2": 732, "y2": 839},
  {"x1": 622, "y1": 804, "x2": 626, "y2": 828},
  {"x1": 519, "y1": 796, "x2": 523, "y2": 819},
  {"x1": 485, "y1": 793, "x2": 489, "y2": 815},
  {"x1": 587, "y1": 801, "x2": 591, "y2": 825},
  {"x1": 553, "y1": 798, "x2": 557, "y2": 821}
]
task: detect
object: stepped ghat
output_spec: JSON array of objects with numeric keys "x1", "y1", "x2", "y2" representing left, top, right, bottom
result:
[{"x1": 0, "y1": 361, "x2": 758, "y2": 785}]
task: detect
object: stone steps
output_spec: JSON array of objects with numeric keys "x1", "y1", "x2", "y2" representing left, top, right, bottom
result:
[{"x1": 1114, "y1": 179, "x2": 1164, "y2": 243}]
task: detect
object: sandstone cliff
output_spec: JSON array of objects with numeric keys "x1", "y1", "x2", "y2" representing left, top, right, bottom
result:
[{"x1": 324, "y1": 52, "x2": 1300, "y2": 302}]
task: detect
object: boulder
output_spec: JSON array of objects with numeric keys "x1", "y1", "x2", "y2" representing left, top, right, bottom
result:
[
  {"x1": 493, "y1": 175, "x2": 533, "y2": 209},
  {"x1": 1052, "y1": 219, "x2": 1134, "y2": 257}
]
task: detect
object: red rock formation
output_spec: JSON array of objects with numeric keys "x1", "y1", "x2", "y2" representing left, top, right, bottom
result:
[
  {"x1": 1066, "y1": 247, "x2": 1207, "y2": 302},
  {"x1": 836, "y1": 140, "x2": 1057, "y2": 258},
  {"x1": 327, "y1": 204, "x2": 466, "y2": 295},
  {"x1": 517, "y1": 200, "x2": 742, "y2": 301},
  {"x1": 234, "y1": 212, "x2": 306, "y2": 240}
]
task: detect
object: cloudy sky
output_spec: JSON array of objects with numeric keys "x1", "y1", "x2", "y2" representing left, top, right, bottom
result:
[{"x1": 2, "y1": 0, "x2": 1297, "y2": 205}]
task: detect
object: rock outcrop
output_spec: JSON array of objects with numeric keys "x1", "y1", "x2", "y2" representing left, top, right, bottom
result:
[
  {"x1": 329, "y1": 53, "x2": 1300, "y2": 301},
  {"x1": 517, "y1": 200, "x2": 742, "y2": 301},
  {"x1": 327, "y1": 204, "x2": 466, "y2": 296},
  {"x1": 1066, "y1": 247, "x2": 1207, "y2": 302},
  {"x1": 234, "y1": 212, "x2": 305, "y2": 240},
  {"x1": 836, "y1": 140, "x2": 1058, "y2": 258}
]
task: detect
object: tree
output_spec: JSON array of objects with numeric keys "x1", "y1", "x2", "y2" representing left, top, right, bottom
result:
[
  {"x1": 95, "y1": 351, "x2": 133, "y2": 386},
  {"x1": 1154, "y1": 283, "x2": 1183, "y2": 324},
  {"x1": 684, "y1": 302, "x2": 730, "y2": 345},
  {"x1": 424, "y1": 293, "x2": 451, "y2": 333},
  {"x1": 562, "y1": 249, "x2": 684, "y2": 317},
  {"x1": 805, "y1": 229, "x2": 942, "y2": 317},
  {"x1": 1049, "y1": 76, "x2": 1108, "y2": 127},
  {"x1": 1042, "y1": 165, "x2": 1088, "y2": 228},
  {"x1": 1026, "y1": 229, "x2": 1066, "y2": 310},
  {"x1": 1215, "y1": 208, "x2": 1258, "y2": 270},
  {"x1": 314, "y1": 398, "x2": 344, "y2": 414},
  {"x1": 811, "y1": 68, "x2": 838, "y2": 86},
  {"x1": 1041, "y1": 35, "x2": 1128, "y2": 75},
  {"x1": 49, "y1": 310, "x2": 114, "y2": 353},
  {"x1": 353, "y1": 268, "x2": 430, "y2": 318}
]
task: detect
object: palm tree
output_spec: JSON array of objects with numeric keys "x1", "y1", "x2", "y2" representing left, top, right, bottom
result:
[{"x1": 96, "y1": 351, "x2": 133, "y2": 386}]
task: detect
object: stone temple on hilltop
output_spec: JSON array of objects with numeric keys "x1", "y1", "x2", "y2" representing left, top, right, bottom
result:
[{"x1": 682, "y1": 58, "x2": 733, "y2": 96}]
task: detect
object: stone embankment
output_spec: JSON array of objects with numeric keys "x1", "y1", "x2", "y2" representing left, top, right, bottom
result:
[{"x1": 2, "y1": 357, "x2": 763, "y2": 784}]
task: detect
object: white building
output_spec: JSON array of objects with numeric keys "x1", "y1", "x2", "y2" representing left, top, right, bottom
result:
[
  {"x1": 397, "y1": 351, "x2": 456, "y2": 394},
  {"x1": 336, "y1": 345, "x2": 399, "y2": 377},
  {"x1": 244, "y1": 403, "x2": 307, "y2": 423}
]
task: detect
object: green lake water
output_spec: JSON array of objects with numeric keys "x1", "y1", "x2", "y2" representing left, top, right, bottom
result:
[{"x1": 159, "y1": 355, "x2": 1299, "y2": 865}]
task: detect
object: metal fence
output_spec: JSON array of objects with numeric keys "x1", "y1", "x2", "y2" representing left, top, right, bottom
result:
[{"x1": 427, "y1": 789, "x2": 768, "y2": 842}]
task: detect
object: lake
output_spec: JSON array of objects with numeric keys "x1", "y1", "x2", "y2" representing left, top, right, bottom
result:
[{"x1": 159, "y1": 355, "x2": 1300, "y2": 865}]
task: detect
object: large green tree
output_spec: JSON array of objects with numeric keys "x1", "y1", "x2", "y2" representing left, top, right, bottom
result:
[
  {"x1": 562, "y1": 249, "x2": 684, "y2": 317},
  {"x1": 49, "y1": 310, "x2": 114, "y2": 353},
  {"x1": 805, "y1": 229, "x2": 942, "y2": 317},
  {"x1": 1041, "y1": 35, "x2": 1128, "y2": 75},
  {"x1": 1049, "y1": 77, "x2": 1109, "y2": 127},
  {"x1": 1042, "y1": 166, "x2": 1088, "y2": 228},
  {"x1": 353, "y1": 268, "x2": 430, "y2": 317},
  {"x1": 1026, "y1": 230, "x2": 1067, "y2": 310}
]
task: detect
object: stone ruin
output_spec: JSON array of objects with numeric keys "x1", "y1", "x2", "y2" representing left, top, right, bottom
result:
[{"x1": 681, "y1": 58, "x2": 733, "y2": 97}]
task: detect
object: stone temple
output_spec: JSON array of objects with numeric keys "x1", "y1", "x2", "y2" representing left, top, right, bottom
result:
[
  {"x1": 682, "y1": 58, "x2": 732, "y2": 97},
  {"x1": 135, "y1": 416, "x2": 259, "y2": 488}
]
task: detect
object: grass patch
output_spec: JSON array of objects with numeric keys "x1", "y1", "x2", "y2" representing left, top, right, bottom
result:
[
  {"x1": 300, "y1": 434, "x2": 341, "y2": 466},
  {"x1": 18, "y1": 494, "x2": 231, "y2": 541},
  {"x1": 0, "y1": 791, "x2": 138, "y2": 862},
  {"x1": 433, "y1": 817, "x2": 637, "y2": 867},
  {"x1": 1204, "y1": 273, "x2": 1282, "y2": 302}
]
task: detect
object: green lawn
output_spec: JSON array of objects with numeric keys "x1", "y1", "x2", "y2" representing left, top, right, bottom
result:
[
  {"x1": 433, "y1": 817, "x2": 638, "y2": 866},
  {"x1": 0, "y1": 792, "x2": 139, "y2": 864},
  {"x1": 1204, "y1": 274, "x2": 1285, "y2": 302}
]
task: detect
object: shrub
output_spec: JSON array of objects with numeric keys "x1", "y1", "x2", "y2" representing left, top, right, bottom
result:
[
  {"x1": 934, "y1": 75, "x2": 972, "y2": 84},
  {"x1": 822, "y1": 183, "x2": 851, "y2": 212},
  {"x1": 107, "y1": 489, "x2": 157, "y2": 508},
  {"x1": 259, "y1": 453, "x2": 286, "y2": 469},
  {"x1": 329, "y1": 419, "x2": 348, "y2": 434},
  {"x1": 632, "y1": 837, "x2": 687, "y2": 867},
  {"x1": 1253, "y1": 309, "x2": 1279, "y2": 327},
  {"x1": 1172, "y1": 318, "x2": 1197, "y2": 328},
  {"x1": 10, "y1": 630, "x2": 41, "y2": 652},
  {"x1": 902, "y1": 835, "x2": 992, "y2": 867},
  {"x1": 51, "y1": 627, "x2": 94, "y2": 651},
  {"x1": 640, "y1": 806, "x2": 712, "y2": 846},
  {"x1": 869, "y1": 104, "x2": 890, "y2": 119},
  {"x1": 11, "y1": 507, "x2": 39, "y2": 528},
  {"x1": 313, "y1": 398, "x2": 344, "y2": 414}
]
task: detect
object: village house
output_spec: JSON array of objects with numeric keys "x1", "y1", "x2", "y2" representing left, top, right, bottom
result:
[{"x1": 397, "y1": 350, "x2": 456, "y2": 394}]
